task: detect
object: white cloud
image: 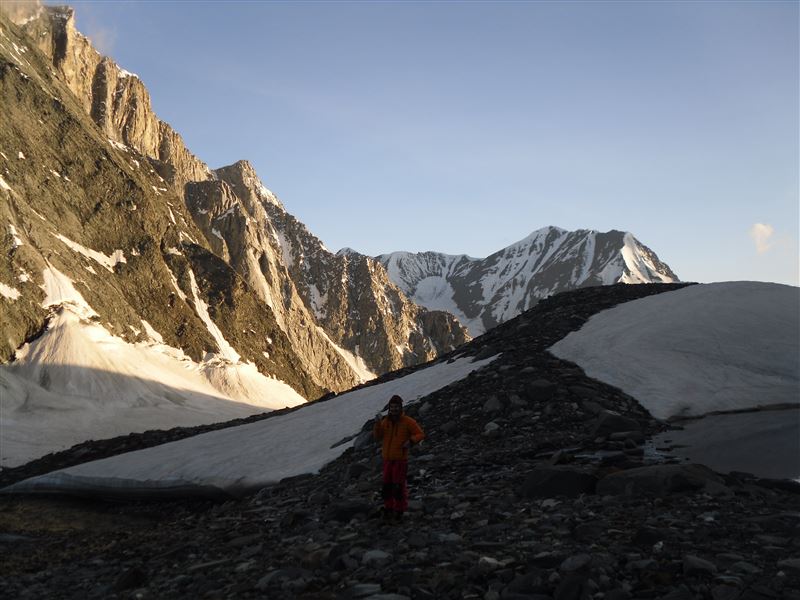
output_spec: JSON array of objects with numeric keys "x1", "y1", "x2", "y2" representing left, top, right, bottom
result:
[{"x1": 749, "y1": 223, "x2": 775, "y2": 254}]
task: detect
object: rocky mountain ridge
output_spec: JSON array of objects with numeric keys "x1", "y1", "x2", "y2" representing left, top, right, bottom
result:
[
  {"x1": 0, "y1": 3, "x2": 470, "y2": 405},
  {"x1": 378, "y1": 227, "x2": 678, "y2": 336},
  {"x1": 0, "y1": 7, "x2": 331, "y2": 400},
  {"x1": 194, "y1": 159, "x2": 469, "y2": 377},
  {"x1": 10, "y1": 3, "x2": 211, "y2": 190}
]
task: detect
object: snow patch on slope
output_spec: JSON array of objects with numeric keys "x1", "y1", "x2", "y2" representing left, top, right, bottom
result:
[
  {"x1": 307, "y1": 284, "x2": 327, "y2": 320},
  {"x1": 414, "y1": 276, "x2": 455, "y2": 311},
  {"x1": 53, "y1": 233, "x2": 126, "y2": 272},
  {"x1": 141, "y1": 320, "x2": 163, "y2": 343},
  {"x1": 316, "y1": 327, "x2": 376, "y2": 383},
  {"x1": 187, "y1": 269, "x2": 240, "y2": 362},
  {"x1": 0, "y1": 282, "x2": 21, "y2": 300},
  {"x1": 273, "y1": 230, "x2": 294, "y2": 269},
  {"x1": 5, "y1": 354, "x2": 496, "y2": 495},
  {"x1": 619, "y1": 233, "x2": 675, "y2": 284},
  {"x1": 550, "y1": 282, "x2": 799, "y2": 419},
  {"x1": 40, "y1": 265, "x2": 97, "y2": 318},
  {"x1": 1, "y1": 291, "x2": 306, "y2": 467},
  {"x1": 8, "y1": 224, "x2": 23, "y2": 248},
  {"x1": 575, "y1": 231, "x2": 596, "y2": 284}
]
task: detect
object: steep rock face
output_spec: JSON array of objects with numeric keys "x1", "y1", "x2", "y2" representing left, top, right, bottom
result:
[
  {"x1": 9, "y1": 3, "x2": 211, "y2": 189},
  {"x1": 186, "y1": 161, "x2": 470, "y2": 378},
  {"x1": 2, "y1": 3, "x2": 469, "y2": 394},
  {"x1": 0, "y1": 11, "x2": 323, "y2": 401},
  {"x1": 320, "y1": 249, "x2": 469, "y2": 374},
  {"x1": 184, "y1": 174, "x2": 363, "y2": 393},
  {"x1": 378, "y1": 227, "x2": 678, "y2": 336}
]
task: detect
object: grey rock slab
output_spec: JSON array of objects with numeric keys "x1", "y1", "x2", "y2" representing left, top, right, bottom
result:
[
  {"x1": 592, "y1": 411, "x2": 642, "y2": 437},
  {"x1": 255, "y1": 566, "x2": 312, "y2": 590},
  {"x1": 573, "y1": 521, "x2": 606, "y2": 541},
  {"x1": 325, "y1": 499, "x2": 373, "y2": 522},
  {"x1": 729, "y1": 561, "x2": 762, "y2": 575},
  {"x1": 187, "y1": 558, "x2": 233, "y2": 572},
  {"x1": 711, "y1": 583, "x2": 743, "y2": 600},
  {"x1": 227, "y1": 533, "x2": 261, "y2": 547},
  {"x1": 484, "y1": 422, "x2": 501, "y2": 436},
  {"x1": 112, "y1": 568, "x2": 147, "y2": 592},
  {"x1": 519, "y1": 466, "x2": 598, "y2": 498},
  {"x1": 554, "y1": 572, "x2": 589, "y2": 600},
  {"x1": 0, "y1": 533, "x2": 36, "y2": 543},
  {"x1": 777, "y1": 558, "x2": 800, "y2": 573},
  {"x1": 683, "y1": 554, "x2": 718, "y2": 575},
  {"x1": 362, "y1": 550, "x2": 392, "y2": 566},
  {"x1": 560, "y1": 554, "x2": 592, "y2": 573},
  {"x1": 754, "y1": 534, "x2": 788, "y2": 546},
  {"x1": 483, "y1": 396, "x2": 504, "y2": 413},
  {"x1": 658, "y1": 586, "x2": 697, "y2": 600},
  {"x1": 597, "y1": 464, "x2": 728, "y2": 496},
  {"x1": 608, "y1": 431, "x2": 646, "y2": 443},
  {"x1": 478, "y1": 556, "x2": 503, "y2": 574},
  {"x1": 349, "y1": 583, "x2": 383, "y2": 597}
]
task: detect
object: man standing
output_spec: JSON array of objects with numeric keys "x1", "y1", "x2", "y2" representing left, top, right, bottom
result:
[{"x1": 373, "y1": 394, "x2": 425, "y2": 522}]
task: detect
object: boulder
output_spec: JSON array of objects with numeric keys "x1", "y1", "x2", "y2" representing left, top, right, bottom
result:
[
  {"x1": 518, "y1": 467, "x2": 598, "y2": 498},
  {"x1": 527, "y1": 379, "x2": 557, "y2": 400},
  {"x1": 683, "y1": 554, "x2": 717, "y2": 576},
  {"x1": 483, "y1": 395, "x2": 504, "y2": 413},
  {"x1": 591, "y1": 410, "x2": 642, "y2": 437},
  {"x1": 324, "y1": 500, "x2": 373, "y2": 522},
  {"x1": 777, "y1": 558, "x2": 800, "y2": 574},
  {"x1": 597, "y1": 464, "x2": 729, "y2": 497}
]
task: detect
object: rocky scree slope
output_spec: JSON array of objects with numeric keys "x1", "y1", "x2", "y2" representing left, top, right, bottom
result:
[
  {"x1": 1, "y1": 283, "x2": 799, "y2": 600},
  {"x1": 0, "y1": 4, "x2": 469, "y2": 395},
  {"x1": 378, "y1": 227, "x2": 678, "y2": 336}
]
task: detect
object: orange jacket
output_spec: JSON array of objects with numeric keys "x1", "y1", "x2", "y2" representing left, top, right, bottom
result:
[{"x1": 373, "y1": 414, "x2": 425, "y2": 460}]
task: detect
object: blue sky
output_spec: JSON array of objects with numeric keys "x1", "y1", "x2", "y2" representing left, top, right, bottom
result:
[{"x1": 64, "y1": 1, "x2": 798, "y2": 285}]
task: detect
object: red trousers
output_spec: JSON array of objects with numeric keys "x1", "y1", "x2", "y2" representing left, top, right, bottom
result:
[{"x1": 382, "y1": 459, "x2": 408, "y2": 513}]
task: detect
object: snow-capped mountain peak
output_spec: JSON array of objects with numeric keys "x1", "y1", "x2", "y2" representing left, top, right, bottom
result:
[{"x1": 377, "y1": 226, "x2": 678, "y2": 336}]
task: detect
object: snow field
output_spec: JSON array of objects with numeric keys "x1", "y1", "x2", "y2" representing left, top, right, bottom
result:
[
  {"x1": 550, "y1": 282, "x2": 799, "y2": 419},
  {"x1": 4, "y1": 355, "x2": 497, "y2": 495}
]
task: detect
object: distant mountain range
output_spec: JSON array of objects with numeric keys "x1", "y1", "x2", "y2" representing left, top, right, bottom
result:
[{"x1": 376, "y1": 227, "x2": 677, "y2": 335}]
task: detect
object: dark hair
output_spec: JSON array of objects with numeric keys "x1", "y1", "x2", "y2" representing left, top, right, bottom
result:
[{"x1": 388, "y1": 395, "x2": 403, "y2": 406}]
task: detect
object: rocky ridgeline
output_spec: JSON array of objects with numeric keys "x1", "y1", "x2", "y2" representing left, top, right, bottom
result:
[
  {"x1": 11, "y1": 3, "x2": 212, "y2": 190},
  {"x1": 0, "y1": 5, "x2": 470, "y2": 395},
  {"x1": 1, "y1": 283, "x2": 799, "y2": 600},
  {"x1": 376, "y1": 228, "x2": 678, "y2": 336},
  {"x1": 187, "y1": 159, "x2": 470, "y2": 382}
]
